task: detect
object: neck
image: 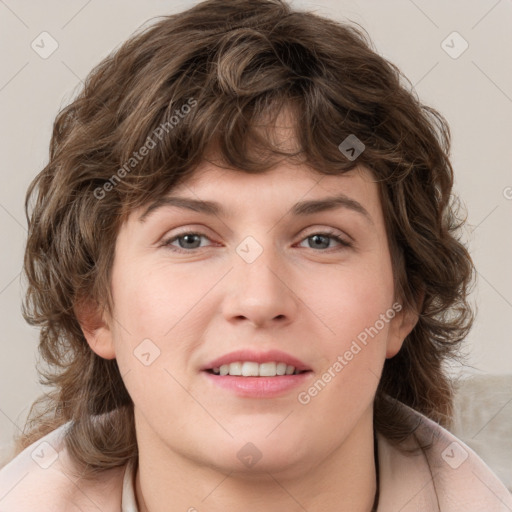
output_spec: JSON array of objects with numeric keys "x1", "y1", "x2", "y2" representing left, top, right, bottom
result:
[{"x1": 135, "y1": 407, "x2": 377, "y2": 512}]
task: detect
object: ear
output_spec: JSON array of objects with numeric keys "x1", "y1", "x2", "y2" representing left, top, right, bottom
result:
[
  {"x1": 74, "y1": 298, "x2": 116, "y2": 360},
  {"x1": 385, "y1": 292, "x2": 423, "y2": 358}
]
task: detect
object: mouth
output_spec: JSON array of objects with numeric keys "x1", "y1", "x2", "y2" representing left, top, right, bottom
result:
[
  {"x1": 205, "y1": 361, "x2": 310, "y2": 377},
  {"x1": 201, "y1": 350, "x2": 313, "y2": 398}
]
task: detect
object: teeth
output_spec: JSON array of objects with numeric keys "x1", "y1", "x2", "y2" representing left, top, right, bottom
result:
[
  {"x1": 276, "y1": 362, "x2": 287, "y2": 375},
  {"x1": 212, "y1": 362, "x2": 300, "y2": 377},
  {"x1": 259, "y1": 362, "x2": 276, "y2": 377},
  {"x1": 242, "y1": 361, "x2": 260, "y2": 376},
  {"x1": 228, "y1": 362, "x2": 242, "y2": 375}
]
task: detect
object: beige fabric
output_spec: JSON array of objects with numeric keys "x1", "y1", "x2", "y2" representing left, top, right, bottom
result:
[
  {"x1": 451, "y1": 374, "x2": 512, "y2": 493},
  {"x1": 0, "y1": 422, "x2": 125, "y2": 511},
  {"x1": 1, "y1": 402, "x2": 511, "y2": 511},
  {"x1": 377, "y1": 404, "x2": 512, "y2": 511},
  {"x1": 122, "y1": 459, "x2": 138, "y2": 512}
]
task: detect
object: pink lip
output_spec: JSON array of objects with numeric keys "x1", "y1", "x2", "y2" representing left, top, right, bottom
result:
[
  {"x1": 201, "y1": 349, "x2": 311, "y2": 372},
  {"x1": 203, "y1": 372, "x2": 312, "y2": 398},
  {"x1": 200, "y1": 349, "x2": 312, "y2": 398}
]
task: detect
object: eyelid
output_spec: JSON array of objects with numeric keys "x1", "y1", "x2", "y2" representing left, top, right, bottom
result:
[
  {"x1": 300, "y1": 226, "x2": 353, "y2": 244},
  {"x1": 158, "y1": 225, "x2": 215, "y2": 244}
]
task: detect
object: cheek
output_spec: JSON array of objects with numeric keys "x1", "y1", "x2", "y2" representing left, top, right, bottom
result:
[
  {"x1": 110, "y1": 258, "x2": 203, "y2": 336},
  {"x1": 108, "y1": 263, "x2": 183, "y2": 426},
  {"x1": 297, "y1": 267, "x2": 395, "y2": 422},
  {"x1": 108, "y1": 260, "x2": 169, "y2": 377},
  {"x1": 297, "y1": 252, "x2": 395, "y2": 411},
  {"x1": 109, "y1": 258, "x2": 219, "y2": 381},
  {"x1": 307, "y1": 253, "x2": 395, "y2": 342}
]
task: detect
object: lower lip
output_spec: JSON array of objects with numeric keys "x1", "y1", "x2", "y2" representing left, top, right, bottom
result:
[{"x1": 203, "y1": 371, "x2": 312, "y2": 398}]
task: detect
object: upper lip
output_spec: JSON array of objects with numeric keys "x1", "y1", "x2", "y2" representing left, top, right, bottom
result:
[{"x1": 201, "y1": 349, "x2": 311, "y2": 372}]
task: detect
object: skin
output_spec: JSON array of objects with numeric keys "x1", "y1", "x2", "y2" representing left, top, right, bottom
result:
[{"x1": 80, "y1": 159, "x2": 417, "y2": 512}]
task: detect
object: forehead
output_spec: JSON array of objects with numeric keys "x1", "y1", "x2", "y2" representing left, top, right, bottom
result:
[
  {"x1": 136, "y1": 161, "x2": 382, "y2": 229},
  {"x1": 171, "y1": 159, "x2": 375, "y2": 195}
]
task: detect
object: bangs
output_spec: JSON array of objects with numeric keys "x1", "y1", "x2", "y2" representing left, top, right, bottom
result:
[{"x1": 104, "y1": 24, "x2": 385, "y2": 216}]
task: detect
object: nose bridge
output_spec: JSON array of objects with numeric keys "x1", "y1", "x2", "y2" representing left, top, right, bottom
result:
[{"x1": 223, "y1": 234, "x2": 297, "y2": 326}]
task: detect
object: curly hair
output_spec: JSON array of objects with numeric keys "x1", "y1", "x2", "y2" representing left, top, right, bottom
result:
[{"x1": 14, "y1": 0, "x2": 474, "y2": 475}]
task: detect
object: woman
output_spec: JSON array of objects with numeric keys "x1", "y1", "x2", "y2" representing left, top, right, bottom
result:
[{"x1": 1, "y1": 0, "x2": 511, "y2": 510}]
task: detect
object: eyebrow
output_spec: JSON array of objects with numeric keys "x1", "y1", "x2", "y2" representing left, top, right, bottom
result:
[{"x1": 138, "y1": 193, "x2": 373, "y2": 224}]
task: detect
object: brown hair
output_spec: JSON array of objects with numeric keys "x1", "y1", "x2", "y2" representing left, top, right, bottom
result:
[{"x1": 15, "y1": 0, "x2": 474, "y2": 474}]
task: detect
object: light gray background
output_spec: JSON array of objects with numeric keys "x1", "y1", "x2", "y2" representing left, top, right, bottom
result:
[{"x1": 1, "y1": 0, "x2": 511, "y2": 452}]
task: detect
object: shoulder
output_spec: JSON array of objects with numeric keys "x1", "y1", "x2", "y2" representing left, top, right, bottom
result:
[
  {"x1": 376, "y1": 401, "x2": 512, "y2": 511},
  {"x1": 0, "y1": 422, "x2": 126, "y2": 511}
]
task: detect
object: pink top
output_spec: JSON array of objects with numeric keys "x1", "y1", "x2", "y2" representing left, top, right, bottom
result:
[{"x1": 2, "y1": 402, "x2": 511, "y2": 511}]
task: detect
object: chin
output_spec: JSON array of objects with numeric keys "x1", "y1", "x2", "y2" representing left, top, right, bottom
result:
[
  {"x1": 217, "y1": 450, "x2": 313, "y2": 480},
  {"x1": 199, "y1": 430, "x2": 314, "y2": 477}
]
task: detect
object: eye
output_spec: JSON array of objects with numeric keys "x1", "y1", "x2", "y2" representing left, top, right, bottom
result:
[
  {"x1": 162, "y1": 229, "x2": 352, "y2": 254},
  {"x1": 162, "y1": 232, "x2": 213, "y2": 252},
  {"x1": 297, "y1": 231, "x2": 352, "y2": 251}
]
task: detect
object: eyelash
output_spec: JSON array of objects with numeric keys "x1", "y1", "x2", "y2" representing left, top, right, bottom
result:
[{"x1": 161, "y1": 229, "x2": 353, "y2": 254}]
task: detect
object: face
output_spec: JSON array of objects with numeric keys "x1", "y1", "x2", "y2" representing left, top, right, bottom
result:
[{"x1": 85, "y1": 161, "x2": 414, "y2": 477}]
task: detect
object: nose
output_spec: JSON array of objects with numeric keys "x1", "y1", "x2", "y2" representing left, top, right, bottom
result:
[{"x1": 221, "y1": 244, "x2": 299, "y2": 329}]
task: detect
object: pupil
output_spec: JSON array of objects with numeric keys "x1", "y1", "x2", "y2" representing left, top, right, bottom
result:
[
  {"x1": 181, "y1": 234, "x2": 200, "y2": 248},
  {"x1": 311, "y1": 235, "x2": 328, "y2": 249}
]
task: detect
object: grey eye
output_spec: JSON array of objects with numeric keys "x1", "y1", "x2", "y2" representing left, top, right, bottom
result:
[
  {"x1": 176, "y1": 234, "x2": 203, "y2": 249},
  {"x1": 307, "y1": 234, "x2": 331, "y2": 249}
]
